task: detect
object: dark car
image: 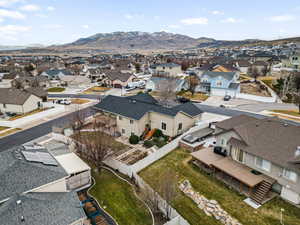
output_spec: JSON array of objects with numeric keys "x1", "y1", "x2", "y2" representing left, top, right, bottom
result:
[
  {"x1": 223, "y1": 95, "x2": 231, "y2": 101},
  {"x1": 177, "y1": 96, "x2": 190, "y2": 103}
]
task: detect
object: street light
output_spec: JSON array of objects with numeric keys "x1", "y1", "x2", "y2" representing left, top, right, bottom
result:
[{"x1": 280, "y1": 208, "x2": 285, "y2": 225}]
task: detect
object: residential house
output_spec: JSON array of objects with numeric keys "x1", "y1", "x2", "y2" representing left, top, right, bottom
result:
[
  {"x1": 40, "y1": 69, "x2": 73, "y2": 80},
  {"x1": 0, "y1": 88, "x2": 43, "y2": 114},
  {"x1": 12, "y1": 76, "x2": 50, "y2": 89},
  {"x1": 235, "y1": 60, "x2": 251, "y2": 74},
  {"x1": 150, "y1": 63, "x2": 182, "y2": 77},
  {"x1": 0, "y1": 143, "x2": 90, "y2": 225},
  {"x1": 0, "y1": 73, "x2": 18, "y2": 87},
  {"x1": 192, "y1": 115, "x2": 300, "y2": 205},
  {"x1": 145, "y1": 77, "x2": 189, "y2": 92},
  {"x1": 103, "y1": 71, "x2": 136, "y2": 88},
  {"x1": 94, "y1": 93, "x2": 203, "y2": 137},
  {"x1": 197, "y1": 71, "x2": 240, "y2": 97},
  {"x1": 282, "y1": 51, "x2": 300, "y2": 70}
]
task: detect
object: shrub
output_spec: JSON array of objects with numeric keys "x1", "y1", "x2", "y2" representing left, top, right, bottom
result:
[
  {"x1": 129, "y1": 134, "x2": 139, "y2": 144},
  {"x1": 153, "y1": 129, "x2": 163, "y2": 138},
  {"x1": 143, "y1": 140, "x2": 154, "y2": 148}
]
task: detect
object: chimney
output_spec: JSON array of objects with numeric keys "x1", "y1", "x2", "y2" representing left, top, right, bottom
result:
[{"x1": 16, "y1": 200, "x2": 22, "y2": 205}]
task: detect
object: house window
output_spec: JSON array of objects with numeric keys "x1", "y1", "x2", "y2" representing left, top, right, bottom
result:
[
  {"x1": 3, "y1": 103, "x2": 6, "y2": 108},
  {"x1": 232, "y1": 147, "x2": 244, "y2": 163},
  {"x1": 130, "y1": 120, "x2": 134, "y2": 124},
  {"x1": 220, "y1": 138, "x2": 226, "y2": 146},
  {"x1": 119, "y1": 116, "x2": 122, "y2": 120},
  {"x1": 216, "y1": 81, "x2": 222, "y2": 87},
  {"x1": 121, "y1": 129, "x2": 125, "y2": 134},
  {"x1": 178, "y1": 123, "x2": 182, "y2": 130},
  {"x1": 282, "y1": 169, "x2": 297, "y2": 182},
  {"x1": 161, "y1": 122, "x2": 167, "y2": 130},
  {"x1": 255, "y1": 157, "x2": 271, "y2": 172}
]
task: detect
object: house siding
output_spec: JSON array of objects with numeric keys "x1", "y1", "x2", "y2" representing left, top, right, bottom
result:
[{"x1": 218, "y1": 129, "x2": 300, "y2": 204}]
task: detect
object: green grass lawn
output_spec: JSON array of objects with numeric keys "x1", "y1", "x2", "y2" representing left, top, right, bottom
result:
[
  {"x1": 47, "y1": 87, "x2": 65, "y2": 92},
  {"x1": 90, "y1": 169, "x2": 152, "y2": 225},
  {"x1": 139, "y1": 148, "x2": 300, "y2": 225}
]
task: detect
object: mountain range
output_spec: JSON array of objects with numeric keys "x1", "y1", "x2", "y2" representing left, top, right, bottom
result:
[
  {"x1": 48, "y1": 31, "x2": 300, "y2": 52},
  {"x1": 2, "y1": 31, "x2": 300, "y2": 53}
]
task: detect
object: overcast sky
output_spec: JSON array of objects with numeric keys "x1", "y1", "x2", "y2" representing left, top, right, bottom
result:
[{"x1": 0, "y1": 0, "x2": 299, "y2": 45}]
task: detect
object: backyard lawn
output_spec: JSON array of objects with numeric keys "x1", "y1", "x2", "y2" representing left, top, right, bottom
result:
[
  {"x1": 139, "y1": 148, "x2": 300, "y2": 225},
  {"x1": 90, "y1": 169, "x2": 152, "y2": 225},
  {"x1": 47, "y1": 87, "x2": 66, "y2": 92}
]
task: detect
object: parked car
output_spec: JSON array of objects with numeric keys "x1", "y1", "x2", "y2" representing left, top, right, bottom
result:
[
  {"x1": 219, "y1": 104, "x2": 226, "y2": 108},
  {"x1": 223, "y1": 95, "x2": 231, "y2": 101},
  {"x1": 56, "y1": 99, "x2": 71, "y2": 105},
  {"x1": 177, "y1": 96, "x2": 190, "y2": 103}
]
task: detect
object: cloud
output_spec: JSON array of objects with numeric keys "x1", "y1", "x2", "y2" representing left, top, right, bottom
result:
[
  {"x1": 154, "y1": 16, "x2": 160, "y2": 20},
  {"x1": 211, "y1": 10, "x2": 224, "y2": 15},
  {"x1": 82, "y1": 25, "x2": 89, "y2": 29},
  {"x1": 0, "y1": 18, "x2": 3, "y2": 22},
  {"x1": 221, "y1": 17, "x2": 242, "y2": 23},
  {"x1": 20, "y1": 4, "x2": 41, "y2": 12},
  {"x1": 43, "y1": 24, "x2": 63, "y2": 29},
  {"x1": 0, "y1": 25, "x2": 31, "y2": 35},
  {"x1": 124, "y1": 14, "x2": 133, "y2": 19},
  {"x1": 180, "y1": 17, "x2": 208, "y2": 25},
  {"x1": 0, "y1": 0, "x2": 24, "y2": 7},
  {"x1": 0, "y1": 9, "x2": 26, "y2": 20},
  {"x1": 47, "y1": 6, "x2": 55, "y2": 11},
  {"x1": 268, "y1": 15, "x2": 295, "y2": 22},
  {"x1": 168, "y1": 24, "x2": 181, "y2": 29}
]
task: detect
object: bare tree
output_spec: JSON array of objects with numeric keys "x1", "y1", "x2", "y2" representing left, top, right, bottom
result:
[
  {"x1": 140, "y1": 185, "x2": 161, "y2": 216},
  {"x1": 158, "y1": 169, "x2": 178, "y2": 219},
  {"x1": 156, "y1": 78, "x2": 177, "y2": 106},
  {"x1": 189, "y1": 74, "x2": 199, "y2": 96},
  {"x1": 293, "y1": 92, "x2": 300, "y2": 114}
]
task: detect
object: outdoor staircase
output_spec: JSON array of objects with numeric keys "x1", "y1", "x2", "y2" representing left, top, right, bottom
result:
[{"x1": 250, "y1": 180, "x2": 273, "y2": 204}]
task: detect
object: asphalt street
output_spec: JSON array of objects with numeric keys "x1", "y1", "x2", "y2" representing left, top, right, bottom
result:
[{"x1": 0, "y1": 107, "x2": 96, "y2": 152}]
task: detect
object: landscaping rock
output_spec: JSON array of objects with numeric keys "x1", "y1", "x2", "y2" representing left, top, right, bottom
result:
[{"x1": 179, "y1": 180, "x2": 242, "y2": 225}]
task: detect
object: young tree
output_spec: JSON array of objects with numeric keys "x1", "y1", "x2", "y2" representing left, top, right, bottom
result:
[
  {"x1": 156, "y1": 78, "x2": 177, "y2": 106},
  {"x1": 189, "y1": 74, "x2": 199, "y2": 96},
  {"x1": 293, "y1": 92, "x2": 300, "y2": 114},
  {"x1": 158, "y1": 169, "x2": 178, "y2": 219}
]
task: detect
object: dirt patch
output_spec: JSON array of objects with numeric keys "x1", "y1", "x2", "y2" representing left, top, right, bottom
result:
[
  {"x1": 71, "y1": 98, "x2": 90, "y2": 104},
  {"x1": 241, "y1": 82, "x2": 271, "y2": 97}
]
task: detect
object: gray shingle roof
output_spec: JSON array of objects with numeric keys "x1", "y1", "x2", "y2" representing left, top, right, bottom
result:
[
  {"x1": 0, "y1": 88, "x2": 32, "y2": 105},
  {"x1": 203, "y1": 71, "x2": 236, "y2": 81},
  {"x1": 218, "y1": 116, "x2": 300, "y2": 172},
  {"x1": 0, "y1": 147, "x2": 68, "y2": 201},
  {"x1": 0, "y1": 192, "x2": 85, "y2": 225},
  {"x1": 94, "y1": 93, "x2": 202, "y2": 120}
]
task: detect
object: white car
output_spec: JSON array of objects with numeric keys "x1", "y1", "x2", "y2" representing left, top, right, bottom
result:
[{"x1": 57, "y1": 99, "x2": 72, "y2": 105}]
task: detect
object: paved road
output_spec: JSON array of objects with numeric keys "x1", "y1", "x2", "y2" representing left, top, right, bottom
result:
[
  {"x1": 48, "y1": 93, "x2": 102, "y2": 100},
  {"x1": 0, "y1": 107, "x2": 96, "y2": 152}
]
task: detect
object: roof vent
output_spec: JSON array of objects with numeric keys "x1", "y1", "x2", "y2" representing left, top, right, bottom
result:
[
  {"x1": 16, "y1": 200, "x2": 22, "y2": 205},
  {"x1": 284, "y1": 123, "x2": 288, "y2": 127},
  {"x1": 295, "y1": 146, "x2": 300, "y2": 158},
  {"x1": 21, "y1": 216, "x2": 25, "y2": 222}
]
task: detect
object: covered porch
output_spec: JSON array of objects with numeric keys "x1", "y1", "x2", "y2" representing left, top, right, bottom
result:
[{"x1": 191, "y1": 148, "x2": 276, "y2": 204}]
